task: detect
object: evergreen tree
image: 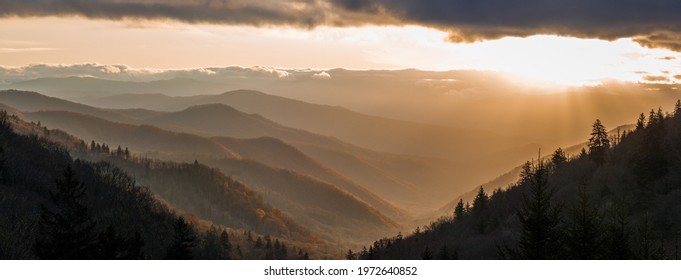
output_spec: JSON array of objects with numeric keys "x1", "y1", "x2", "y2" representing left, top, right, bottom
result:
[
  {"x1": 34, "y1": 165, "x2": 98, "y2": 259},
  {"x1": 454, "y1": 199, "x2": 466, "y2": 221},
  {"x1": 588, "y1": 119, "x2": 610, "y2": 164},
  {"x1": 565, "y1": 186, "x2": 603, "y2": 259},
  {"x1": 512, "y1": 160, "x2": 562, "y2": 259},
  {"x1": 200, "y1": 226, "x2": 222, "y2": 260},
  {"x1": 165, "y1": 216, "x2": 196, "y2": 260},
  {"x1": 519, "y1": 161, "x2": 533, "y2": 184},
  {"x1": 656, "y1": 107, "x2": 664, "y2": 125},
  {"x1": 675, "y1": 100, "x2": 681, "y2": 117},
  {"x1": 636, "y1": 113, "x2": 646, "y2": 130},
  {"x1": 578, "y1": 148, "x2": 587, "y2": 159},
  {"x1": 472, "y1": 186, "x2": 490, "y2": 233},
  {"x1": 346, "y1": 249, "x2": 356, "y2": 260},
  {"x1": 648, "y1": 109, "x2": 658, "y2": 128},
  {"x1": 472, "y1": 186, "x2": 489, "y2": 216},
  {"x1": 550, "y1": 148, "x2": 567, "y2": 169}
]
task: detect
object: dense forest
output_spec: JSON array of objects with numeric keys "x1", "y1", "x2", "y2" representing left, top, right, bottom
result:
[
  {"x1": 0, "y1": 111, "x2": 313, "y2": 259},
  {"x1": 352, "y1": 100, "x2": 681, "y2": 260}
]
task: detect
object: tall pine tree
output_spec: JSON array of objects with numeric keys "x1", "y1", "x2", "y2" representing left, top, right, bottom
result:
[
  {"x1": 588, "y1": 119, "x2": 610, "y2": 164},
  {"x1": 472, "y1": 186, "x2": 490, "y2": 233},
  {"x1": 511, "y1": 159, "x2": 563, "y2": 259},
  {"x1": 34, "y1": 165, "x2": 98, "y2": 259},
  {"x1": 165, "y1": 216, "x2": 197, "y2": 260},
  {"x1": 454, "y1": 199, "x2": 466, "y2": 221},
  {"x1": 636, "y1": 113, "x2": 646, "y2": 130},
  {"x1": 550, "y1": 148, "x2": 567, "y2": 169}
]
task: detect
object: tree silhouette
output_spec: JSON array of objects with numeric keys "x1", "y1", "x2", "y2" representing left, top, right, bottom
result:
[
  {"x1": 472, "y1": 186, "x2": 489, "y2": 216},
  {"x1": 588, "y1": 119, "x2": 610, "y2": 164},
  {"x1": 346, "y1": 249, "x2": 355, "y2": 260},
  {"x1": 34, "y1": 165, "x2": 98, "y2": 259},
  {"x1": 512, "y1": 160, "x2": 562, "y2": 259},
  {"x1": 165, "y1": 216, "x2": 196, "y2": 260},
  {"x1": 565, "y1": 186, "x2": 603, "y2": 259},
  {"x1": 454, "y1": 199, "x2": 466, "y2": 221},
  {"x1": 648, "y1": 109, "x2": 659, "y2": 128},
  {"x1": 519, "y1": 161, "x2": 533, "y2": 184},
  {"x1": 472, "y1": 186, "x2": 489, "y2": 233},
  {"x1": 550, "y1": 148, "x2": 567, "y2": 169},
  {"x1": 636, "y1": 113, "x2": 646, "y2": 130}
]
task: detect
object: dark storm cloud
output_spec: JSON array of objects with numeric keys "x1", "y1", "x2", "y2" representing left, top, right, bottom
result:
[
  {"x1": 2, "y1": 0, "x2": 681, "y2": 51},
  {"x1": 329, "y1": 0, "x2": 681, "y2": 50},
  {"x1": 0, "y1": 0, "x2": 347, "y2": 27}
]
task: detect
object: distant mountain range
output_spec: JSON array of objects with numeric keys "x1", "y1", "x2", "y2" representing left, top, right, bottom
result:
[{"x1": 0, "y1": 89, "x2": 537, "y2": 212}]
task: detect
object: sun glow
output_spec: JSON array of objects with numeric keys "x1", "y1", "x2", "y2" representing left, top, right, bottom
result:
[
  {"x1": 451, "y1": 36, "x2": 681, "y2": 87},
  {"x1": 355, "y1": 27, "x2": 681, "y2": 87},
  {"x1": 1, "y1": 18, "x2": 680, "y2": 87}
]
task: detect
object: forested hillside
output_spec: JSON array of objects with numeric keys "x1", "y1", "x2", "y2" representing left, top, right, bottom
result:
[
  {"x1": 354, "y1": 101, "x2": 681, "y2": 260},
  {"x1": 0, "y1": 112, "x2": 313, "y2": 259}
]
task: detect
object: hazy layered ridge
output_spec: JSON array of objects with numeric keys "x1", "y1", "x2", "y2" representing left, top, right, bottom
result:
[
  {"x1": 22, "y1": 107, "x2": 405, "y2": 222},
  {"x1": 7, "y1": 72, "x2": 681, "y2": 147},
  {"x1": 210, "y1": 136, "x2": 409, "y2": 220},
  {"x1": 17, "y1": 109, "x2": 398, "y2": 242},
  {"x1": 0, "y1": 89, "x2": 408, "y2": 217},
  {"x1": 0, "y1": 90, "x2": 504, "y2": 212},
  {"x1": 64, "y1": 88, "x2": 541, "y2": 209},
  {"x1": 73, "y1": 88, "x2": 534, "y2": 162}
]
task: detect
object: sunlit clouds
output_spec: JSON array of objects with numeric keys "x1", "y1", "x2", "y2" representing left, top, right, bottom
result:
[{"x1": 1, "y1": 17, "x2": 681, "y2": 87}]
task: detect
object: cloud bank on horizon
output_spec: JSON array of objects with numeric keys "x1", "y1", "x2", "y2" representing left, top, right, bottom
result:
[
  {"x1": 0, "y1": 63, "x2": 313, "y2": 84},
  {"x1": 1, "y1": 0, "x2": 681, "y2": 51}
]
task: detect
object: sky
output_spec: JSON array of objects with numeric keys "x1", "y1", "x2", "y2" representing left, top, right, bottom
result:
[{"x1": 1, "y1": 1, "x2": 681, "y2": 86}]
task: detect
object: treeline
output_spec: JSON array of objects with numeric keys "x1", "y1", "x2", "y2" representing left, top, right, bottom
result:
[
  {"x1": 353, "y1": 100, "x2": 681, "y2": 260},
  {"x1": 0, "y1": 112, "x2": 312, "y2": 259},
  {"x1": 72, "y1": 141, "x2": 313, "y2": 242}
]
